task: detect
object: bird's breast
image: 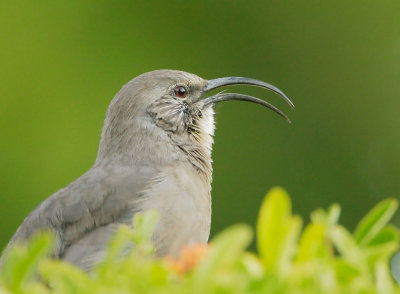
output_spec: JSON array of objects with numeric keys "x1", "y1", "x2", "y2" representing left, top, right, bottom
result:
[{"x1": 138, "y1": 163, "x2": 212, "y2": 257}]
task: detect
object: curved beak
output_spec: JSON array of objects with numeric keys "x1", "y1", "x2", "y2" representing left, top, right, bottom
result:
[{"x1": 201, "y1": 77, "x2": 294, "y2": 123}]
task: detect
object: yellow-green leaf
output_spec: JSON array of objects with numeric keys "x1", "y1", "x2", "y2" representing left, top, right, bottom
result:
[
  {"x1": 257, "y1": 187, "x2": 301, "y2": 273},
  {"x1": 354, "y1": 198, "x2": 398, "y2": 246}
]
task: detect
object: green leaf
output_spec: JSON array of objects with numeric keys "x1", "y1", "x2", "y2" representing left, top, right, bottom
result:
[
  {"x1": 256, "y1": 187, "x2": 302, "y2": 274},
  {"x1": 310, "y1": 204, "x2": 341, "y2": 226},
  {"x1": 240, "y1": 252, "x2": 265, "y2": 279},
  {"x1": 1, "y1": 231, "x2": 53, "y2": 292},
  {"x1": 192, "y1": 224, "x2": 253, "y2": 287},
  {"x1": 278, "y1": 215, "x2": 302, "y2": 276},
  {"x1": 132, "y1": 209, "x2": 159, "y2": 245},
  {"x1": 368, "y1": 225, "x2": 400, "y2": 246},
  {"x1": 334, "y1": 259, "x2": 360, "y2": 284},
  {"x1": 296, "y1": 223, "x2": 328, "y2": 262},
  {"x1": 326, "y1": 204, "x2": 341, "y2": 226},
  {"x1": 354, "y1": 198, "x2": 398, "y2": 246},
  {"x1": 375, "y1": 259, "x2": 395, "y2": 294},
  {"x1": 330, "y1": 225, "x2": 362, "y2": 265},
  {"x1": 96, "y1": 210, "x2": 159, "y2": 279},
  {"x1": 364, "y1": 242, "x2": 399, "y2": 267},
  {"x1": 39, "y1": 260, "x2": 93, "y2": 293}
]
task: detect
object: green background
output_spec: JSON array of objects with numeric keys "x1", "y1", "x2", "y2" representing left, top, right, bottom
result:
[{"x1": 1, "y1": 0, "x2": 400, "y2": 250}]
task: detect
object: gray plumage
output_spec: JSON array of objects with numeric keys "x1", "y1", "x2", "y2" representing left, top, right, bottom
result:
[{"x1": 1, "y1": 70, "x2": 293, "y2": 271}]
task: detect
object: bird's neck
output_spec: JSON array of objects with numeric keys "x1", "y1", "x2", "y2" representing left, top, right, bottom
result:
[
  {"x1": 96, "y1": 116, "x2": 182, "y2": 166},
  {"x1": 96, "y1": 112, "x2": 215, "y2": 185}
]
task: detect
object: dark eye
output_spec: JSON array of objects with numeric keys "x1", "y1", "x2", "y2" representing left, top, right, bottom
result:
[{"x1": 174, "y1": 85, "x2": 188, "y2": 98}]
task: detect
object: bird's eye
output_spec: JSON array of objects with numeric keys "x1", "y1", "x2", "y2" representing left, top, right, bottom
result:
[{"x1": 173, "y1": 86, "x2": 188, "y2": 98}]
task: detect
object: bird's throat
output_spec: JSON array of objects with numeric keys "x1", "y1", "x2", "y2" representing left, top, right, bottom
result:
[{"x1": 170, "y1": 108, "x2": 215, "y2": 184}]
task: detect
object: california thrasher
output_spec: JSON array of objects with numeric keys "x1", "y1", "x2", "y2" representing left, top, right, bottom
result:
[{"x1": 1, "y1": 70, "x2": 293, "y2": 270}]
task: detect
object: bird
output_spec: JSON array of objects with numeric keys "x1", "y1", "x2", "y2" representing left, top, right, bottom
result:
[{"x1": 0, "y1": 70, "x2": 294, "y2": 271}]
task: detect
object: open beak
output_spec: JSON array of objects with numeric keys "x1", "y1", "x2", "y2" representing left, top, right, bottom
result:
[{"x1": 201, "y1": 77, "x2": 294, "y2": 123}]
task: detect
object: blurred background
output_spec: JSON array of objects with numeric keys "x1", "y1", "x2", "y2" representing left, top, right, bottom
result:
[{"x1": 0, "y1": 0, "x2": 399, "y2": 250}]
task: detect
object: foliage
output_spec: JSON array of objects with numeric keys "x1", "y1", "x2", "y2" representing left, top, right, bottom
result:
[{"x1": 0, "y1": 187, "x2": 399, "y2": 293}]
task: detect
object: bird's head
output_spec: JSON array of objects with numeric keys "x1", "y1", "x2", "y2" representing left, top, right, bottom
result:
[{"x1": 98, "y1": 70, "x2": 293, "y2": 175}]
